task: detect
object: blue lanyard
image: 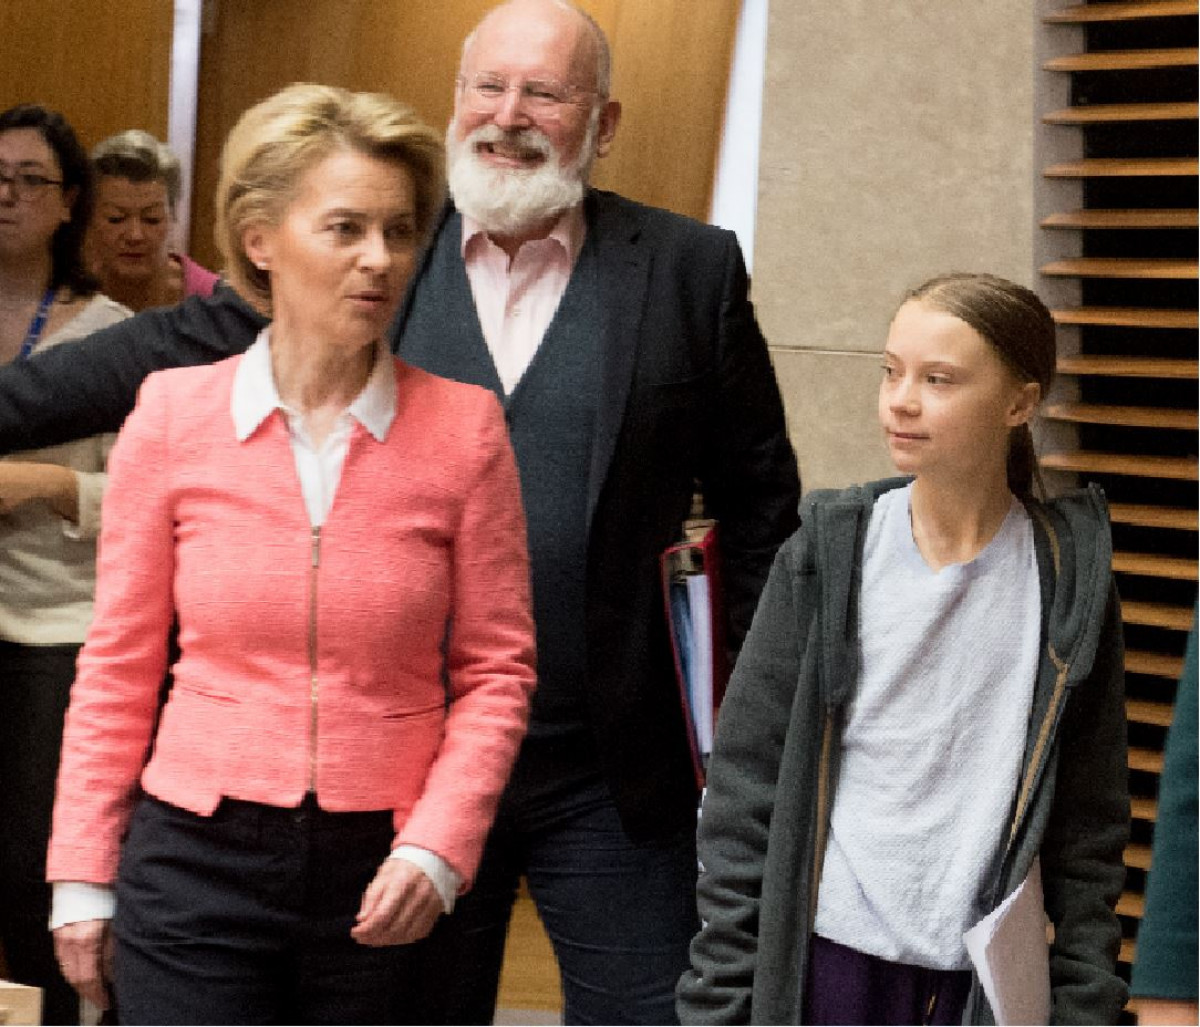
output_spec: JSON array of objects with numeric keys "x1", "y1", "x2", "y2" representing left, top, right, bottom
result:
[{"x1": 18, "y1": 288, "x2": 56, "y2": 361}]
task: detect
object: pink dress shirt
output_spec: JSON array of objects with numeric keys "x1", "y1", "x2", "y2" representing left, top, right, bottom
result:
[{"x1": 461, "y1": 204, "x2": 586, "y2": 394}]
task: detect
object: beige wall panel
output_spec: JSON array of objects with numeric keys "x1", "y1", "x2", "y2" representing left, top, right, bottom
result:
[
  {"x1": 0, "y1": 0, "x2": 171, "y2": 150},
  {"x1": 756, "y1": 1, "x2": 1035, "y2": 487},
  {"x1": 772, "y1": 349, "x2": 894, "y2": 493},
  {"x1": 756, "y1": 1, "x2": 1035, "y2": 355},
  {"x1": 189, "y1": 0, "x2": 737, "y2": 269}
]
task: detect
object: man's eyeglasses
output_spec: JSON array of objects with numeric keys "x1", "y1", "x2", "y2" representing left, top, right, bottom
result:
[
  {"x1": 0, "y1": 166, "x2": 63, "y2": 201},
  {"x1": 457, "y1": 74, "x2": 595, "y2": 116}
]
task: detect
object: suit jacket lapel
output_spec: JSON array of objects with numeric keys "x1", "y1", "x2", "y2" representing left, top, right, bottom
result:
[
  {"x1": 396, "y1": 194, "x2": 650, "y2": 533},
  {"x1": 586, "y1": 190, "x2": 650, "y2": 533},
  {"x1": 392, "y1": 205, "x2": 505, "y2": 397}
]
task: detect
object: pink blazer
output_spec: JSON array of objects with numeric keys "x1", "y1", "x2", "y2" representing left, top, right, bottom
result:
[{"x1": 48, "y1": 356, "x2": 535, "y2": 887}]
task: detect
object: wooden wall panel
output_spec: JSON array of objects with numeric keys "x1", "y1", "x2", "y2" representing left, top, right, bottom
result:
[
  {"x1": 589, "y1": 1, "x2": 740, "y2": 217},
  {"x1": 1035, "y1": 2, "x2": 1199, "y2": 1014},
  {"x1": 188, "y1": 0, "x2": 738, "y2": 270},
  {"x1": 0, "y1": 0, "x2": 171, "y2": 151}
]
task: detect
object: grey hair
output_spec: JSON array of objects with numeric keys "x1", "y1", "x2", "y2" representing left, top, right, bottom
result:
[
  {"x1": 91, "y1": 130, "x2": 183, "y2": 213},
  {"x1": 460, "y1": 0, "x2": 612, "y2": 98}
]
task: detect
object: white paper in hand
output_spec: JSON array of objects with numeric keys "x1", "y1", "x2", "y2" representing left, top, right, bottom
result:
[{"x1": 963, "y1": 858, "x2": 1051, "y2": 1026}]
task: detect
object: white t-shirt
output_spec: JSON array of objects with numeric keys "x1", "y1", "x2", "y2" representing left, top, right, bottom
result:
[{"x1": 814, "y1": 483, "x2": 1041, "y2": 969}]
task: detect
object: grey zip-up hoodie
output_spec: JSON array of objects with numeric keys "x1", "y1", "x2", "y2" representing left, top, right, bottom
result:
[{"x1": 678, "y1": 478, "x2": 1129, "y2": 1025}]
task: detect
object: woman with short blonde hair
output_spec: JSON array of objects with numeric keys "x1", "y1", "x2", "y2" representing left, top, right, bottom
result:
[
  {"x1": 215, "y1": 83, "x2": 444, "y2": 315},
  {"x1": 48, "y1": 84, "x2": 533, "y2": 1025}
]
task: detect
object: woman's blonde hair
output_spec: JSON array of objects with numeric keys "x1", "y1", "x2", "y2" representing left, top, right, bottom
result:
[{"x1": 214, "y1": 83, "x2": 445, "y2": 314}]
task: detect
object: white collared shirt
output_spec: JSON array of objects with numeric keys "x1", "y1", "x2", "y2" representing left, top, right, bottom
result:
[
  {"x1": 51, "y1": 331, "x2": 459, "y2": 930},
  {"x1": 231, "y1": 327, "x2": 397, "y2": 524}
]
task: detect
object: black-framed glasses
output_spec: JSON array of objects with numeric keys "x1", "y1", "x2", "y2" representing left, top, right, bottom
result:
[
  {"x1": 457, "y1": 73, "x2": 595, "y2": 116},
  {"x1": 0, "y1": 166, "x2": 63, "y2": 200}
]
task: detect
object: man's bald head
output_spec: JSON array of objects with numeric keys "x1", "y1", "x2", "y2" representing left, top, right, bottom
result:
[{"x1": 462, "y1": 0, "x2": 611, "y2": 99}]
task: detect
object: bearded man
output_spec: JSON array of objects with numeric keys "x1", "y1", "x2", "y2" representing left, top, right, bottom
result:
[{"x1": 0, "y1": 1, "x2": 799, "y2": 1022}]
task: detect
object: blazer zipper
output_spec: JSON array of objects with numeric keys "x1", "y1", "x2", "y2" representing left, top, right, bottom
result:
[{"x1": 308, "y1": 525, "x2": 321, "y2": 793}]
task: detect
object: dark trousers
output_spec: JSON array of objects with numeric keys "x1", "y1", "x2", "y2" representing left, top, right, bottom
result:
[
  {"x1": 0, "y1": 641, "x2": 82, "y2": 1026},
  {"x1": 803, "y1": 934, "x2": 973, "y2": 1026},
  {"x1": 411, "y1": 766, "x2": 700, "y2": 1026},
  {"x1": 113, "y1": 793, "x2": 427, "y2": 1025}
]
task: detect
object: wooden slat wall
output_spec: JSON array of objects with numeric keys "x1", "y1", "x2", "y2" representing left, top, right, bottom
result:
[
  {"x1": 1036, "y1": 2, "x2": 1198, "y2": 1017},
  {"x1": 0, "y1": 0, "x2": 171, "y2": 151},
  {"x1": 187, "y1": 0, "x2": 739, "y2": 272}
]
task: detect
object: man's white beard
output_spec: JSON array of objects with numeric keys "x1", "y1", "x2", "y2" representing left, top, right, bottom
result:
[{"x1": 447, "y1": 112, "x2": 598, "y2": 237}]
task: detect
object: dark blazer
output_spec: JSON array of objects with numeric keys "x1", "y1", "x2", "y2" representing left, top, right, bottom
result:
[
  {"x1": 0, "y1": 189, "x2": 800, "y2": 841},
  {"x1": 399, "y1": 192, "x2": 801, "y2": 839}
]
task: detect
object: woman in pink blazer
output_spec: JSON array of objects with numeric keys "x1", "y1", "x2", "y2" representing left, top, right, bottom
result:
[{"x1": 47, "y1": 84, "x2": 536, "y2": 1024}]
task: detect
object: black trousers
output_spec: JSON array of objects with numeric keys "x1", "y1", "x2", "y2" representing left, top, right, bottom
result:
[
  {"x1": 113, "y1": 793, "x2": 429, "y2": 1026},
  {"x1": 0, "y1": 641, "x2": 82, "y2": 1026},
  {"x1": 401, "y1": 748, "x2": 699, "y2": 1026}
]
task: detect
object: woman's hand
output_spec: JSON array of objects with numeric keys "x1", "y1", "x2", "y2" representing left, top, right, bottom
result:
[
  {"x1": 0, "y1": 462, "x2": 78, "y2": 520},
  {"x1": 53, "y1": 918, "x2": 113, "y2": 1009},
  {"x1": 351, "y1": 858, "x2": 443, "y2": 947}
]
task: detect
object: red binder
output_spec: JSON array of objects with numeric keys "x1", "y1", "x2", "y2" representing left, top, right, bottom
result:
[{"x1": 660, "y1": 520, "x2": 729, "y2": 788}]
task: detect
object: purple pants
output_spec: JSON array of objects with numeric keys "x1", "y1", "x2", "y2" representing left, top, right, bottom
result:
[{"x1": 803, "y1": 934, "x2": 972, "y2": 1025}]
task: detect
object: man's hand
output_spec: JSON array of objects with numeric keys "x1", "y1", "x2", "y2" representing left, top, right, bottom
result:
[
  {"x1": 351, "y1": 858, "x2": 443, "y2": 946},
  {"x1": 53, "y1": 918, "x2": 113, "y2": 1009}
]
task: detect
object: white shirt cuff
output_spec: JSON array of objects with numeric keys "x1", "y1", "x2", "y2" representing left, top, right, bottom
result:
[
  {"x1": 63, "y1": 468, "x2": 106, "y2": 539},
  {"x1": 389, "y1": 845, "x2": 460, "y2": 914},
  {"x1": 50, "y1": 881, "x2": 115, "y2": 929},
  {"x1": 51, "y1": 853, "x2": 459, "y2": 926}
]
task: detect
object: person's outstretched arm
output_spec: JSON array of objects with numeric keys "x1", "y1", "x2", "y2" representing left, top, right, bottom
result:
[{"x1": 0, "y1": 285, "x2": 266, "y2": 454}]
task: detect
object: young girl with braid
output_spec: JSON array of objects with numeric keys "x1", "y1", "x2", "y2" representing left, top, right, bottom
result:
[{"x1": 678, "y1": 273, "x2": 1128, "y2": 1025}]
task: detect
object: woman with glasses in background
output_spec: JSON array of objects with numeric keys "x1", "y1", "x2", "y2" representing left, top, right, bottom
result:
[
  {"x1": 85, "y1": 130, "x2": 218, "y2": 312},
  {"x1": 0, "y1": 102, "x2": 130, "y2": 1025}
]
